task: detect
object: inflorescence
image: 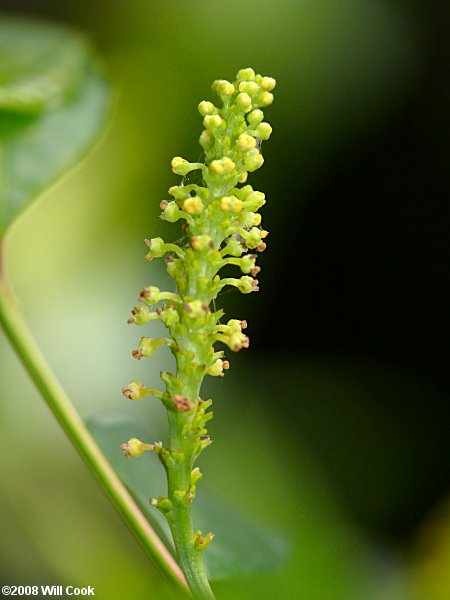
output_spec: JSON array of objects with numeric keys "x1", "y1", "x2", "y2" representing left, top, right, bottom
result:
[{"x1": 121, "y1": 67, "x2": 275, "y2": 587}]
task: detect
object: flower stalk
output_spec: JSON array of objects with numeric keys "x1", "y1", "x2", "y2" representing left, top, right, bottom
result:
[{"x1": 122, "y1": 67, "x2": 275, "y2": 598}]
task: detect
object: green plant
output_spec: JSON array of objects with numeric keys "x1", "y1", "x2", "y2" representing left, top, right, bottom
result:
[
  {"x1": 0, "y1": 16, "x2": 284, "y2": 600},
  {"x1": 121, "y1": 68, "x2": 275, "y2": 598}
]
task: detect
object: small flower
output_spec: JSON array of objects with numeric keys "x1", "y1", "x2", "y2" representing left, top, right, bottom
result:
[{"x1": 121, "y1": 438, "x2": 154, "y2": 458}]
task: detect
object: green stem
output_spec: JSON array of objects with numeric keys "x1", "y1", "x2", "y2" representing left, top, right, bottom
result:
[
  {"x1": 166, "y1": 412, "x2": 214, "y2": 600},
  {"x1": 0, "y1": 246, "x2": 189, "y2": 595}
]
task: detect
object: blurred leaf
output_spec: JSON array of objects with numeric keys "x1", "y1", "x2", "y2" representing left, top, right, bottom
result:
[
  {"x1": 0, "y1": 18, "x2": 89, "y2": 114},
  {"x1": 86, "y1": 410, "x2": 288, "y2": 581},
  {"x1": 0, "y1": 19, "x2": 110, "y2": 235}
]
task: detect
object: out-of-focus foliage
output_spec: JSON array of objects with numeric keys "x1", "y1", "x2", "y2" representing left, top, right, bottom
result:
[
  {"x1": 88, "y1": 410, "x2": 288, "y2": 580},
  {"x1": 0, "y1": 18, "x2": 110, "y2": 233}
]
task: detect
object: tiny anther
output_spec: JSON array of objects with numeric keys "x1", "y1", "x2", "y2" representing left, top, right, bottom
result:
[
  {"x1": 173, "y1": 394, "x2": 194, "y2": 412},
  {"x1": 132, "y1": 350, "x2": 143, "y2": 360},
  {"x1": 257, "y1": 242, "x2": 267, "y2": 252},
  {"x1": 127, "y1": 317, "x2": 135, "y2": 324},
  {"x1": 160, "y1": 200, "x2": 168, "y2": 209},
  {"x1": 222, "y1": 360, "x2": 230, "y2": 370},
  {"x1": 240, "y1": 320, "x2": 248, "y2": 329},
  {"x1": 144, "y1": 239, "x2": 152, "y2": 247},
  {"x1": 251, "y1": 266, "x2": 261, "y2": 276}
]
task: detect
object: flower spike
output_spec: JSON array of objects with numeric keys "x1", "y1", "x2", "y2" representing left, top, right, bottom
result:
[{"x1": 123, "y1": 67, "x2": 275, "y2": 598}]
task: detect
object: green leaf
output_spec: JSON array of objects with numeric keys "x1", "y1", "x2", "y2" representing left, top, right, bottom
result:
[
  {"x1": 86, "y1": 410, "x2": 288, "y2": 581},
  {"x1": 0, "y1": 19, "x2": 110, "y2": 235},
  {"x1": 0, "y1": 18, "x2": 89, "y2": 114}
]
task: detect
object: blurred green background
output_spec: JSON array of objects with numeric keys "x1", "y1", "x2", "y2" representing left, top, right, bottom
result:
[{"x1": 0, "y1": 1, "x2": 449, "y2": 599}]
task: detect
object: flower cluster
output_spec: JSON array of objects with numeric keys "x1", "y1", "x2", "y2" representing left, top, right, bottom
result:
[{"x1": 121, "y1": 68, "x2": 275, "y2": 596}]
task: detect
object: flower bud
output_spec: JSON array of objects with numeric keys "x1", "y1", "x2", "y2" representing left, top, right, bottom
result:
[
  {"x1": 121, "y1": 437, "x2": 153, "y2": 458},
  {"x1": 210, "y1": 157, "x2": 236, "y2": 175},
  {"x1": 171, "y1": 156, "x2": 191, "y2": 176},
  {"x1": 238, "y1": 81, "x2": 259, "y2": 95},
  {"x1": 144, "y1": 237, "x2": 165, "y2": 258},
  {"x1": 137, "y1": 337, "x2": 168, "y2": 358},
  {"x1": 161, "y1": 201, "x2": 182, "y2": 223},
  {"x1": 239, "y1": 171, "x2": 248, "y2": 183},
  {"x1": 199, "y1": 129, "x2": 214, "y2": 150},
  {"x1": 252, "y1": 213, "x2": 262, "y2": 227},
  {"x1": 190, "y1": 467, "x2": 203, "y2": 486},
  {"x1": 256, "y1": 122, "x2": 272, "y2": 140},
  {"x1": 244, "y1": 190, "x2": 266, "y2": 210},
  {"x1": 183, "y1": 196, "x2": 204, "y2": 215},
  {"x1": 236, "y1": 67, "x2": 255, "y2": 81},
  {"x1": 245, "y1": 227, "x2": 263, "y2": 248},
  {"x1": 236, "y1": 92, "x2": 252, "y2": 112},
  {"x1": 203, "y1": 114, "x2": 223, "y2": 130},
  {"x1": 260, "y1": 76, "x2": 276, "y2": 91},
  {"x1": 122, "y1": 381, "x2": 148, "y2": 400},
  {"x1": 184, "y1": 300, "x2": 208, "y2": 319},
  {"x1": 239, "y1": 254, "x2": 257, "y2": 274},
  {"x1": 191, "y1": 235, "x2": 214, "y2": 252},
  {"x1": 198, "y1": 100, "x2": 216, "y2": 116},
  {"x1": 259, "y1": 91, "x2": 274, "y2": 106},
  {"x1": 159, "y1": 306, "x2": 180, "y2": 327},
  {"x1": 206, "y1": 358, "x2": 228, "y2": 376},
  {"x1": 213, "y1": 79, "x2": 235, "y2": 96},
  {"x1": 244, "y1": 150, "x2": 264, "y2": 172},
  {"x1": 238, "y1": 276, "x2": 258, "y2": 294},
  {"x1": 237, "y1": 133, "x2": 256, "y2": 151},
  {"x1": 220, "y1": 195, "x2": 242, "y2": 213},
  {"x1": 247, "y1": 109, "x2": 264, "y2": 124},
  {"x1": 139, "y1": 286, "x2": 161, "y2": 305},
  {"x1": 193, "y1": 530, "x2": 214, "y2": 551}
]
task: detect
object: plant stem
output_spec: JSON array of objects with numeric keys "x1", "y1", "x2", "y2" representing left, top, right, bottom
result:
[
  {"x1": 0, "y1": 248, "x2": 189, "y2": 594},
  {"x1": 166, "y1": 411, "x2": 214, "y2": 600}
]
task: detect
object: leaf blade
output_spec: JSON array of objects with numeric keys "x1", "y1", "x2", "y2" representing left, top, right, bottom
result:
[{"x1": 86, "y1": 410, "x2": 289, "y2": 581}]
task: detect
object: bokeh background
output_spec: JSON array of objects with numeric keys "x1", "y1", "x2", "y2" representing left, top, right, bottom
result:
[{"x1": 0, "y1": 1, "x2": 449, "y2": 599}]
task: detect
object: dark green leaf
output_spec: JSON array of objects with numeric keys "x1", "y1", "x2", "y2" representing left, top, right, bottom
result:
[{"x1": 86, "y1": 410, "x2": 288, "y2": 581}]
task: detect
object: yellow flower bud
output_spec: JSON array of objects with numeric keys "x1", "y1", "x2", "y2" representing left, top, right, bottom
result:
[
  {"x1": 239, "y1": 171, "x2": 248, "y2": 183},
  {"x1": 203, "y1": 114, "x2": 223, "y2": 129},
  {"x1": 236, "y1": 67, "x2": 255, "y2": 81},
  {"x1": 236, "y1": 92, "x2": 252, "y2": 112},
  {"x1": 237, "y1": 133, "x2": 256, "y2": 151},
  {"x1": 191, "y1": 235, "x2": 214, "y2": 251},
  {"x1": 252, "y1": 213, "x2": 262, "y2": 226},
  {"x1": 247, "y1": 109, "x2": 264, "y2": 124},
  {"x1": 213, "y1": 79, "x2": 235, "y2": 96},
  {"x1": 220, "y1": 195, "x2": 242, "y2": 213},
  {"x1": 171, "y1": 156, "x2": 188, "y2": 175},
  {"x1": 257, "y1": 122, "x2": 272, "y2": 140},
  {"x1": 121, "y1": 438, "x2": 154, "y2": 459},
  {"x1": 239, "y1": 81, "x2": 259, "y2": 95},
  {"x1": 210, "y1": 158, "x2": 236, "y2": 174},
  {"x1": 183, "y1": 196, "x2": 204, "y2": 214},
  {"x1": 199, "y1": 129, "x2": 214, "y2": 149},
  {"x1": 198, "y1": 100, "x2": 216, "y2": 116},
  {"x1": 260, "y1": 91, "x2": 274, "y2": 106},
  {"x1": 260, "y1": 76, "x2": 276, "y2": 91}
]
